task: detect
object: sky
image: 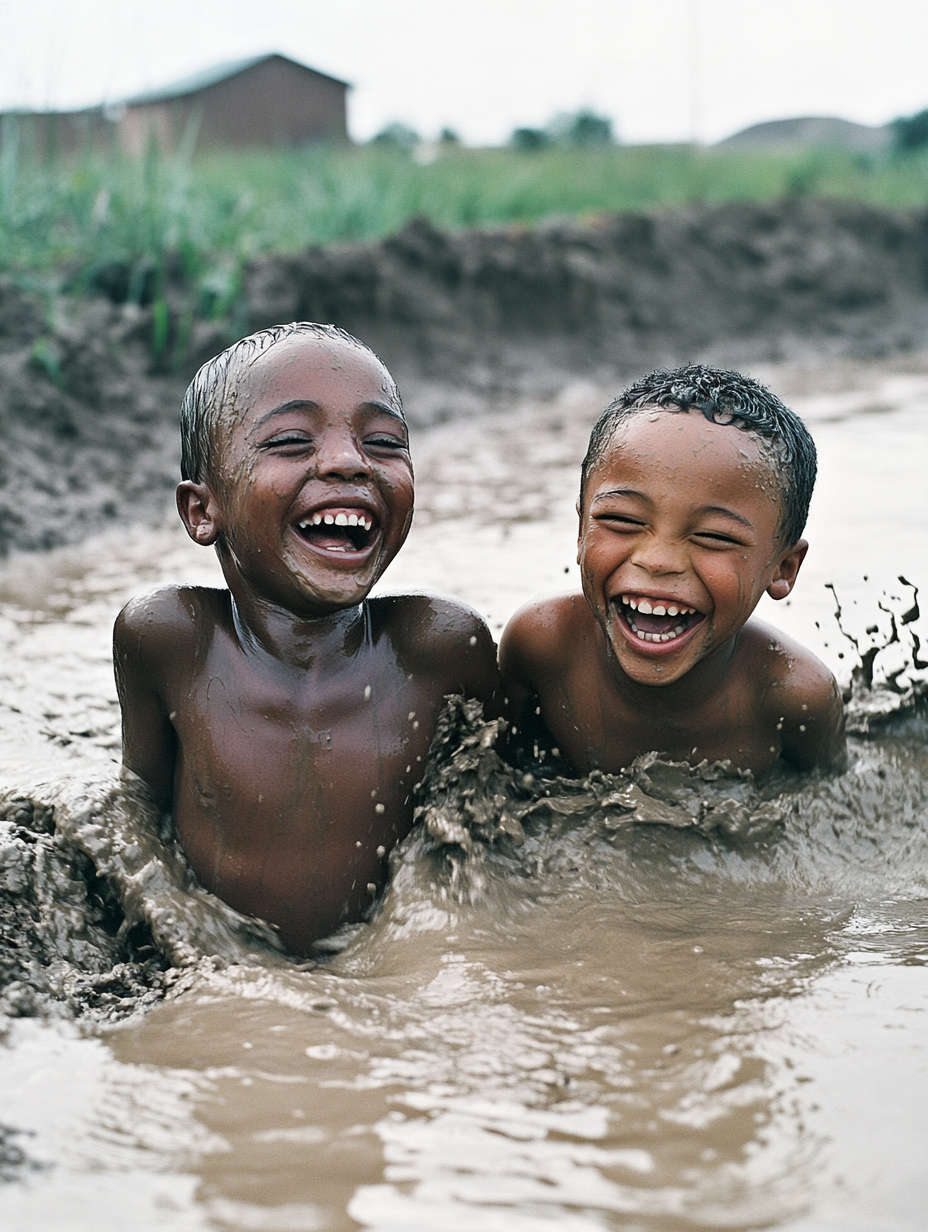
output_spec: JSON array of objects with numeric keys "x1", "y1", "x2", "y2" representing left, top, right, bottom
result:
[{"x1": 2, "y1": 0, "x2": 927, "y2": 146}]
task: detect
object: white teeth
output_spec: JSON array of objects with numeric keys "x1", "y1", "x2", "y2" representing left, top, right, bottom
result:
[
  {"x1": 622, "y1": 595, "x2": 696, "y2": 617},
  {"x1": 299, "y1": 510, "x2": 374, "y2": 534},
  {"x1": 634, "y1": 625, "x2": 687, "y2": 643}
]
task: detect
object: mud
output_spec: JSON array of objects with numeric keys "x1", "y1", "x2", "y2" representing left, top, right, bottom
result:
[
  {"x1": 2, "y1": 199, "x2": 928, "y2": 556},
  {"x1": 0, "y1": 766, "x2": 296, "y2": 1024},
  {"x1": 0, "y1": 674, "x2": 922, "y2": 1026},
  {"x1": 0, "y1": 353, "x2": 924, "y2": 1227}
]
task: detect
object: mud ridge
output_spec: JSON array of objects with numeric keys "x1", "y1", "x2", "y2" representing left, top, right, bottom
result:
[{"x1": 2, "y1": 199, "x2": 928, "y2": 557}]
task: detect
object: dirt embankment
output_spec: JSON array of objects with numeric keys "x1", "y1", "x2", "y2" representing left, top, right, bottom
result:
[{"x1": 1, "y1": 198, "x2": 927, "y2": 556}]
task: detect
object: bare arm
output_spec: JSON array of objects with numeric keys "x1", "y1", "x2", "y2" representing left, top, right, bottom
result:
[
  {"x1": 776, "y1": 660, "x2": 847, "y2": 773},
  {"x1": 432, "y1": 603, "x2": 503, "y2": 720},
  {"x1": 113, "y1": 593, "x2": 183, "y2": 810},
  {"x1": 498, "y1": 604, "x2": 545, "y2": 735},
  {"x1": 499, "y1": 598, "x2": 582, "y2": 765}
]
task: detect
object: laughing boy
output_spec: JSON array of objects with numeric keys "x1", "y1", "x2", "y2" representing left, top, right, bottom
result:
[
  {"x1": 499, "y1": 365, "x2": 845, "y2": 777},
  {"x1": 114, "y1": 323, "x2": 500, "y2": 955}
]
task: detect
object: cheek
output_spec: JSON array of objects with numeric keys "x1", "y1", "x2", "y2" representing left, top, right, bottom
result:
[
  {"x1": 389, "y1": 471, "x2": 416, "y2": 521},
  {"x1": 701, "y1": 554, "x2": 755, "y2": 611},
  {"x1": 579, "y1": 532, "x2": 623, "y2": 579}
]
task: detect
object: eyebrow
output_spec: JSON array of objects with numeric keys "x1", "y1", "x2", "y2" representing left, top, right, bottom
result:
[
  {"x1": 701, "y1": 505, "x2": 755, "y2": 530},
  {"x1": 592, "y1": 487, "x2": 646, "y2": 503},
  {"x1": 254, "y1": 399, "x2": 406, "y2": 428}
]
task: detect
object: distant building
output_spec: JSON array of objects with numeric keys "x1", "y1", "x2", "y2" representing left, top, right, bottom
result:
[
  {"x1": 2, "y1": 54, "x2": 350, "y2": 156},
  {"x1": 718, "y1": 116, "x2": 891, "y2": 155}
]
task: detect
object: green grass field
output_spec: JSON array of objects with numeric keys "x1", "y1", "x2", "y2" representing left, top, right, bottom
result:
[{"x1": 2, "y1": 121, "x2": 927, "y2": 325}]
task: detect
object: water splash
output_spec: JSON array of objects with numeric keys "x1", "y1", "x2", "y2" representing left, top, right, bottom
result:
[{"x1": 2, "y1": 635, "x2": 926, "y2": 1026}]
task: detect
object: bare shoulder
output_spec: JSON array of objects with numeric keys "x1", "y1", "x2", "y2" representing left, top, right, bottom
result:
[
  {"x1": 369, "y1": 593, "x2": 499, "y2": 701},
  {"x1": 371, "y1": 592, "x2": 491, "y2": 653},
  {"x1": 741, "y1": 619, "x2": 846, "y2": 769},
  {"x1": 739, "y1": 619, "x2": 836, "y2": 706},
  {"x1": 499, "y1": 592, "x2": 594, "y2": 678},
  {"x1": 114, "y1": 585, "x2": 228, "y2": 665}
]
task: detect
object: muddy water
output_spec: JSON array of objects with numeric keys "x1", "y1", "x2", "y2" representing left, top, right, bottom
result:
[{"x1": 1, "y1": 357, "x2": 927, "y2": 1231}]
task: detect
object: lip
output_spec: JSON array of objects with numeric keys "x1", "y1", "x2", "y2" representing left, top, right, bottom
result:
[
  {"x1": 609, "y1": 591, "x2": 707, "y2": 657},
  {"x1": 289, "y1": 497, "x2": 383, "y2": 565}
]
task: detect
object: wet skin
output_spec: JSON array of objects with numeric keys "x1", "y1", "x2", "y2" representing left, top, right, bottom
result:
[
  {"x1": 115, "y1": 336, "x2": 499, "y2": 954},
  {"x1": 500, "y1": 408, "x2": 845, "y2": 777}
]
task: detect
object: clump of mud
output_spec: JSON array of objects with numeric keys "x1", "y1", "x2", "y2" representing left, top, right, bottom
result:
[
  {"x1": 0, "y1": 769, "x2": 288, "y2": 1024},
  {"x1": 2, "y1": 199, "x2": 928, "y2": 557},
  {"x1": 0, "y1": 794, "x2": 166, "y2": 1021},
  {"x1": 414, "y1": 697, "x2": 794, "y2": 899}
]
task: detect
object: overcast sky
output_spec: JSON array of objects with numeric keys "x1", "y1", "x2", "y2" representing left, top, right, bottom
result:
[{"x1": 2, "y1": 0, "x2": 927, "y2": 145}]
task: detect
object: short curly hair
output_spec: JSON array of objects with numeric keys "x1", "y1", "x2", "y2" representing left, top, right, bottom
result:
[
  {"x1": 180, "y1": 322, "x2": 402, "y2": 483},
  {"x1": 580, "y1": 364, "x2": 817, "y2": 546}
]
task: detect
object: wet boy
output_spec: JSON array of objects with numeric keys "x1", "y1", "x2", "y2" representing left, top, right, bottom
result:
[
  {"x1": 114, "y1": 323, "x2": 499, "y2": 955},
  {"x1": 500, "y1": 365, "x2": 845, "y2": 777}
]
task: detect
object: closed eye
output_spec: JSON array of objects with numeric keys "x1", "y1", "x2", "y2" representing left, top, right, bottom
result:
[
  {"x1": 365, "y1": 434, "x2": 409, "y2": 451},
  {"x1": 260, "y1": 432, "x2": 313, "y2": 451},
  {"x1": 693, "y1": 530, "x2": 747, "y2": 546},
  {"x1": 595, "y1": 513, "x2": 645, "y2": 529}
]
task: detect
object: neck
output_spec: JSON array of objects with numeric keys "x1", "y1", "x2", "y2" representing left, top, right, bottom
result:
[
  {"x1": 603, "y1": 629, "x2": 739, "y2": 718},
  {"x1": 227, "y1": 584, "x2": 368, "y2": 670}
]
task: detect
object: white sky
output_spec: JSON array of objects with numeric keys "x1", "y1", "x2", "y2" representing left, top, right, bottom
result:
[{"x1": 2, "y1": 0, "x2": 927, "y2": 145}]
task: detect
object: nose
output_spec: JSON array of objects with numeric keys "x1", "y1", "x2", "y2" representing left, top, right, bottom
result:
[
  {"x1": 629, "y1": 530, "x2": 687, "y2": 577},
  {"x1": 316, "y1": 430, "x2": 371, "y2": 481}
]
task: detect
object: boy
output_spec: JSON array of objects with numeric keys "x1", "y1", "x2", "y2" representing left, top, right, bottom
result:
[
  {"x1": 114, "y1": 323, "x2": 500, "y2": 956},
  {"x1": 500, "y1": 365, "x2": 845, "y2": 778}
]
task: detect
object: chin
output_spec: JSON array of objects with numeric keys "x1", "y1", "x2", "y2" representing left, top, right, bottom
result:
[
  {"x1": 297, "y1": 575, "x2": 376, "y2": 611},
  {"x1": 605, "y1": 617, "x2": 704, "y2": 687}
]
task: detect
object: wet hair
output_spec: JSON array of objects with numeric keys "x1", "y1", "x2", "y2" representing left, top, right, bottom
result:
[
  {"x1": 179, "y1": 322, "x2": 402, "y2": 483},
  {"x1": 580, "y1": 364, "x2": 817, "y2": 546}
]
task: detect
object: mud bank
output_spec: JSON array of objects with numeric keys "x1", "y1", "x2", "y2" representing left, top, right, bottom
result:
[{"x1": 1, "y1": 199, "x2": 928, "y2": 557}]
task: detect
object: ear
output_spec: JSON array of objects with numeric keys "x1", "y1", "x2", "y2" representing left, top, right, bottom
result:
[
  {"x1": 177, "y1": 480, "x2": 222, "y2": 546},
  {"x1": 576, "y1": 499, "x2": 584, "y2": 564},
  {"x1": 766, "y1": 539, "x2": 808, "y2": 601}
]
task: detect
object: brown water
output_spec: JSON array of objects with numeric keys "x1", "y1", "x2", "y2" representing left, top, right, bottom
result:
[{"x1": 1, "y1": 357, "x2": 927, "y2": 1231}]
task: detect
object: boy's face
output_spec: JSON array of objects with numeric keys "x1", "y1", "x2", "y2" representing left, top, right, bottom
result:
[
  {"x1": 578, "y1": 407, "x2": 807, "y2": 687},
  {"x1": 184, "y1": 335, "x2": 414, "y2": 616}
]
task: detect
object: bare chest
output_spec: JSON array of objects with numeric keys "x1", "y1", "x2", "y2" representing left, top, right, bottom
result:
[{"x1": 543, "y1": 659, "x2": 780, "y2": 776}]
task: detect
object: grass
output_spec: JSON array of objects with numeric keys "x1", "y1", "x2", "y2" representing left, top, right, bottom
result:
[{"x1": 2, "y1": 116, "x2": 928, "y2": 332}]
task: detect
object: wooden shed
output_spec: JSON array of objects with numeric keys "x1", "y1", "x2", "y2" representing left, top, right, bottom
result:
[
  {"x1": 3, "y1": 54, "x2": 350, "y2": 156},
  {"x1": 116, "y1": 54, "x2": 350, "y2": 152}
]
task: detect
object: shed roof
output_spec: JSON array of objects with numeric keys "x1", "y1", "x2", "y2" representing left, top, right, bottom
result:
[{"x1": 124, "y1": 53, "x2": 350, "y2": 106}]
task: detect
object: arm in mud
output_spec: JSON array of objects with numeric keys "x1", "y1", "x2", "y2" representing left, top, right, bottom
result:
[
  {"x1": 774, "y1": 656, "x2": 847, "y2": 773},
  {"x1": 498, "y1": 599, "x2": 571, "y2": 771},
  {"x1": 113, "y1": 591, "x2": 182, "y2": 811}
]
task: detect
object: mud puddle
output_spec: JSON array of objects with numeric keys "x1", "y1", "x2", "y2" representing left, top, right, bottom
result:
[{"x1": 0, "y1": 356, "x2": 926, "y2": 1230}]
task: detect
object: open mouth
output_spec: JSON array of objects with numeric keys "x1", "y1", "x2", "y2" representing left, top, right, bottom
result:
[
  {"x1": 296, "y1": 507, "x2": 378, "y2": 555},
  {"x1": 616, "y1": 594, "x2": 705, "y2": 646}
]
